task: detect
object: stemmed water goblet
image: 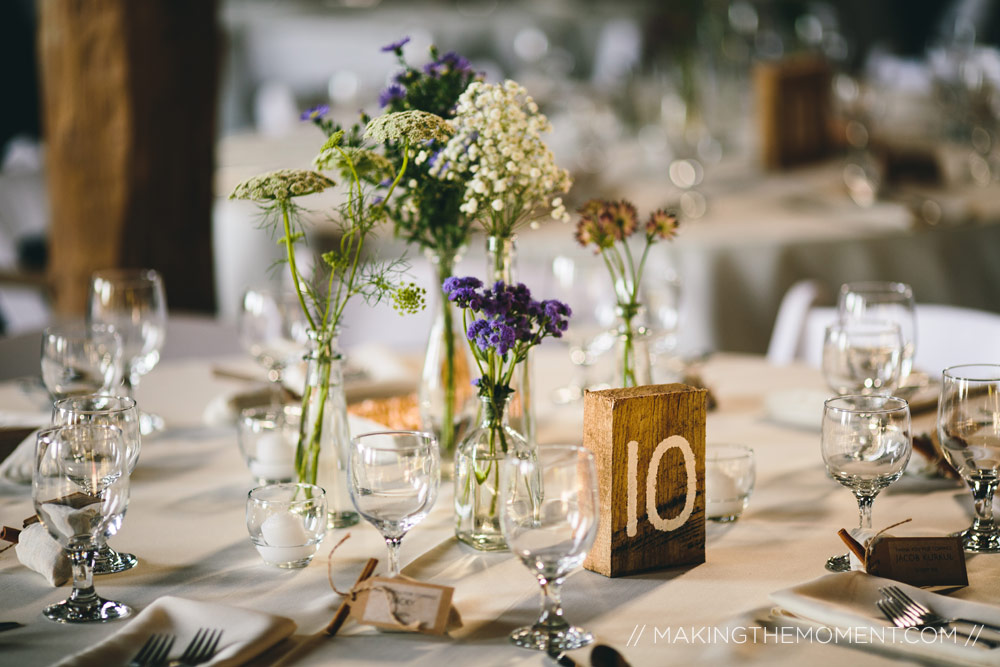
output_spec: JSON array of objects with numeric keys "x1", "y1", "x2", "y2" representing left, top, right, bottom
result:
[
  {"x1": 821, "y1": 395, "x2": 911, "y2": 572},
  {"x1": 822, "y1": 319, "x2": 904, "y2": 396},
  {"x1": 500, "y1": 445, "x2": 599, "y2": 654},
  {"x1": 348, "y1": 431, "x2": 440, "y2": 577},
  {"x1": 239, "y1": 288, "x2": 309, "y2": 403},
  {"x1": 40, "y1": 323, "x2": 123, "y2": 401},
  {"x1": 53, "y1": 395, "x2": 141, "y2": 573},
  {"x1": 938, "y1": 364, "x2": 1000, "y2": 553},
  {"x1": 839, "y1": 281, "x2": 916, "y2": 383},
  {"x1": 33, "y1": 424, "x2": 132, "y2": 622},
  {"x1": 88, "y1": 269, "x2": 167, "y2": 435}
]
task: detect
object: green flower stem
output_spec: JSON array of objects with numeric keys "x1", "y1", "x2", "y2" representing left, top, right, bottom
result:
[
  {"x1": 280, "y1": 203, "x2": 317, "y2": 332},
  {"x1": 296, "y1": 343, "x2": 333, "y2": 485},
  {"x1": 438, "y1": 254, "x2": 457, "y2": 455}
]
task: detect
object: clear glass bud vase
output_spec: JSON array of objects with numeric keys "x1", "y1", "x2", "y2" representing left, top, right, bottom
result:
[
  {"x1": 615, "y1": 303, "x2": 652, "y2": 388},
  {"x1": 419, "y1": 249, "x2": 476, "y2": 476},
  {"x1": 486, "y1": 235, "x2": 535, "y2": 445},
  {"x1": 296, "y1": 330, "x2": 359, "y2": 528},
  {"x1": 455, "y1": 393, "x2": 538, "y2": 551}
]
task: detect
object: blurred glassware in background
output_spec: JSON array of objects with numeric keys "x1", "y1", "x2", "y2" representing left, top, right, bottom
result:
[
  {"x1": 549, "y1": 254, "x2": 616, "y2": 404},
  {"x1": 642, "y1": 265, "x2": 683, "y2": 383},
  {"x1": 838, "y1": 281, "x2": 916, "y2": 382},
  {"x1": 822, "y1": 319, "x2": 904, "y2": 396},
  {"x1": 40, "y1": 322, "x2": 123, "y2": 402},
  {"x1": 239, "y1": 287, "x2": 310, "y2": 404},
  {"x1": 88, "y1": 269, "x2": 167, "y2": 436}
]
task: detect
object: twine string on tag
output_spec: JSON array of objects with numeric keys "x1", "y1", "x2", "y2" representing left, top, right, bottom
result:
[
  {"x1": 326, "y1": 532, "x2": 354, "y2": 596},
  {"x1": 323, "y1": 533, "x2": 379, "y2": 637},
  {"x1": 863, "y1": 518, "x2": 913, "y2": 568}
]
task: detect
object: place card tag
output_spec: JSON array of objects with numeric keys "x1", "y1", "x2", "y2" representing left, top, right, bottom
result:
[
  {"x1": 351, "y1": 576, "x2": 459, "y2": 635},
  {"x1": 866, "y1": 537, "x2": 968, "y2": 588}
]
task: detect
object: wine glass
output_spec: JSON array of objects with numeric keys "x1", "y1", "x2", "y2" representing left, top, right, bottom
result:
[
  {"x1": 88, "y1": 269, "x2": 167, "y2": 435},
  {"x1": 33, "y1": 424, "x2": 132, "y2": 622},
  {"x1": 239, "y1": 288, "x2": 309, "y2": 402},
  {"x1": 40, "y1": 323, "x2": 123, "y2": 401},
  {"x1": 821, "y1": 395, "x2": 911, "y2": 572},
  {"x1": 348, "y1": 431, "x2": 440, "y2": 577},
  {"x1": 643, "y1": 268, "x2": 683, "y2": 381},
  {"x1": 839, "y1": 282, "x2": 916, "y2": 382},
  {"x1": 53, "y1": 395, "x2": 141, "y2": 573},
  {"x1": 549, "y1": 255, "x2": 616, "y2": 403},
  {"x1": 822, "y1": 319, "x2": 904, "y2": 395},
  {"x1": 938, "y1": 364, "x2": 1000, "y2": 553},
  {"x1": 500, "y1": 445, "x2": 599, "y2": 654}
]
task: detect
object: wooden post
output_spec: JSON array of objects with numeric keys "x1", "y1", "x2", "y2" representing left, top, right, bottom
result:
[
  {"x1": 755, "y1": 56, "x2": 833, "y2": 170},
  {"x1": 583, "y1": 384, "x2": 706, "y2": 577},
  {"x1": 38, "y1": 0, "x2": 219, "y2": 314}
]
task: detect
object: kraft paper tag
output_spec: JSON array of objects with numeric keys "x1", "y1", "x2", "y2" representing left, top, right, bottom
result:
[
  {"x1": 350, "y1": 576, "x2": 461, "y2": 635},
  {"x1": 866, "y1": 536, "x2": 968, "y2": 587}
]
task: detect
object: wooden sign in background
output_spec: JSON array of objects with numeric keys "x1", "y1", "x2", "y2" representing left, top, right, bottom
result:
[{"x1": 583, "y1": 384, "x2": 706, "y2": 577}]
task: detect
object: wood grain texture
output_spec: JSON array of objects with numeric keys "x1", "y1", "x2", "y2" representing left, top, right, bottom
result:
[
  {"x1": 755, "y1": 56, "x2": 833, "y2": 170},
  {"x1": 583, "y1": 384, "x2": 706, "y2": 577},
  {"x1": 39, "y1": 0, "x2": 219, "y2": 314}
]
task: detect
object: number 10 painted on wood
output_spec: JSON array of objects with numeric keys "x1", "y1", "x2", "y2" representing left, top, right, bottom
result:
[{"x1": 583, "y1": 384, "x2": 706, "y2": 577}]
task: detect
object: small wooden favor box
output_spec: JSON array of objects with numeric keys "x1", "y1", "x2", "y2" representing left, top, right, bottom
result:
[{"x1": 582, "y1": 384, "x2": 706, "y2": 577}]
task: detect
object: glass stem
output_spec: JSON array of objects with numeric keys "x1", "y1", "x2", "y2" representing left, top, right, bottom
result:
[
  {"x1": 971, "y1": 478, "x2": 997, "y2": 527},
  {"x1": 68, "y1": 547, "x2": 98, "y2": 612},
  {"x1": 856, "y1": 492, "x2": 876, "y2": 530},
  {"x1": 385, "y1": 536, "x2": 402, "y2": 578},
  {"x1": 535, "y1": 575, "x2": 569, "y2": 632},
  {"x1": 122, "y1": 373, "x2": 135, "y2": 400}
]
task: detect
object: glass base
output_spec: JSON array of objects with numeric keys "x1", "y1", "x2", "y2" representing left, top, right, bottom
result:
[
  {"x1": 456, "y1": 529, "x2": 508, "y2": 552},
  {"x1": 509, "y1": 625, "x2": 594, "y2": 652},
  {"x1": 954, "y1": 526, "x2": 1000, "y2": 553},
  {"x1": 707, "y1": 514, "x2": 742, "y2": 523},
  {"x1": 327, "y1": 510, "x2": 359, "y2": 529},
  {"x1": 93, "y1": 546, "x2": 138, "y2": 575},
  {"x1": 139, "y1": 411, "x2": 165, "y2": 436},
  {"x1": 43, "y1": 597, "x2": 132, "y2": 624},
  {"x1": 825, "y1": 553, "x2": 851, "y2": 572}
]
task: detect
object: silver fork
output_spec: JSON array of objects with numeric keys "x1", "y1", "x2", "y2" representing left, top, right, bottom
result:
[
  {"x1": 878, "y1": 595, "x2": 999, "y2": 649},
  {"x1": 881, "y1": 585, "x2": 1000, "y2": 635},
  {"x1": 166, "y1": 628, "x2": 223, "y2": 667},
  {"x1": 128, "y1": 634, "x2": 175, "y2": 667}
]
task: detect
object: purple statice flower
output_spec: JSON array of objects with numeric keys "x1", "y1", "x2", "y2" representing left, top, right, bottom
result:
[
  {"x1": 378, "y1": 83, "x2": 406, "y2": 108},
  {"x1": 300, "y1": 104, "x2": 330, "y2": 121},
  {"x1": 540, "y1": 299, "x2": 572, "y2": 337},
  {"x1": 437, "y1": 51, "x2": 472, "y2": 73},
  {"x1": 473, "y1": 318, "x2": 517, "y2": 357},
  {"x1": 443, "y1": 276, "x2": 484, "y2": 310},
  {"x1": 381, "y1": 36, "x2": 411, "y2": 53}
]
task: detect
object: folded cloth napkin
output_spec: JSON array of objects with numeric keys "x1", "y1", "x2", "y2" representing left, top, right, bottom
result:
[
  {"x1": 54, "y1": 596, "x2": 297, "y2": 667},
  {"x1": 0, "y1": 428, "x2": 40, "y2": 485},
  {"x1": 771, "y1": 572, "x2": 1000, "y2": 665},
  {"x1": 14, "y1": 522, "x2": 70, "y2": 586}
]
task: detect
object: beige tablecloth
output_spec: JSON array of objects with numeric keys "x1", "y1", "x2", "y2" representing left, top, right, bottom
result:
[{"x1": 1, "y1": 349, "x2": 994, "y2": 666}]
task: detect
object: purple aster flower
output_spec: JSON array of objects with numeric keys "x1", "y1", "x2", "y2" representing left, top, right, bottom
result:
[
  {"x1": 423, "y1": 61, "x2": 440, "y2": 78},
  {"x1": 381, "y1": 36, "x2": 411, "y2": 53},
  {"x1": 300, "y1": 104, "x2": 330, "y2": 121},
  {"x1": 437, "y1": 51, "x2": 472, "y2": 73},
  {"x1": 378, "y1": 83, "x2": 406, "y2": 108}
]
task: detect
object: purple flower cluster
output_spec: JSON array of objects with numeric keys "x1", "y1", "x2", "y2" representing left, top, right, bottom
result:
[
  {"x1": 443, "y1": 277, "x2": 571, "y2": 358},
  {"x1": 424, "y1": 51, "x2": 473, "y2": 77},
  {"x1": 300, "y1": 104, "x2": 330, "y2": 121},
  {"x1": 381, "y1": 36, "x2": 411, "y2": 53},
  {"x1": 378, "y1": 83, "x2": 406, "y2": 108}
]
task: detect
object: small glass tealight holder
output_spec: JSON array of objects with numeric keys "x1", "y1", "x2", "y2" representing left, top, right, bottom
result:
[
  {"x1": 246, "y1": 483, "x2": 327, "y2": 568},
  {"x1": 238, "y1": 406, "x2": 299, "y2": 485},
  {"x1": 705, "y1": 444, "x2": 756, "y2": 522}
]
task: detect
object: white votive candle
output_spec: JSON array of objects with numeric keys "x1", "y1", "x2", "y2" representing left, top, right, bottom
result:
[
  {"x1": 250, "y1": 433, "x2": 295, "y2": 481},
  {"x1": 705, "y1": 468, "x2": 745, "y2": 518},
  {"x1": 256, "y1": 511, "x2": 315, "y2": 564}
]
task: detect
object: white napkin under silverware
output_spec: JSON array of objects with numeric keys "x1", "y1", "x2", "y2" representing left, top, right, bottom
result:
[
  {"x1": 53, "y1": 596, "x2": 297, "y2": 667},
  {"x1": 771, "y1": 572, "x2": 1000, "y2": 665},
  {"x1": 14, "y1": 522, "x2": 70, "y2": 586}
]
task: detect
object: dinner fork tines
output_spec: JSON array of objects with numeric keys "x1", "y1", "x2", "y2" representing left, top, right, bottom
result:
[
  {"x1": 881, "y1": 585, "x2": 1000, "y2": 635},
  {"x1": 129, "y1": 634, "x2": 175, "y2": 667},
  {"x1": 878, "y1": 594, "x2": 998, "y2": 649},
  {"x1": 166, "y1": 628, "x2": 223, "y2": 667}
]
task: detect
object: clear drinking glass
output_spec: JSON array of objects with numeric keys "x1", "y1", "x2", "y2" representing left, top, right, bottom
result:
[
  {"x1": 246, "y1": 483, "x2": 328, "y2": 568},
  {"x1": 237, "y1": 405, "x2": 298, "y2": 486},
  {"x1": 239, "y1": 288, "x2": 309, "y2": 401},
  {"x1": 501, "y1": 445, "x2": 599, "y2": 654},
  {"x1": 349, "y1": 431, "x2": 440, "y2": 577},
  {"x1": 822, "y1": 319, "x2": 903, "y2": 396},
  {"x1": 40, "y1": 323, "x2": 123, "y2": 401},
  {"x1": 822, "y1": 395, "x2": 911, "y2": 572},
  {"x1": 33, "y1": 424, "x2": 132, "y2": 622},
  {"x1": 88, "y1": 269, "x2": 167, "y2": 435},
  {"x1": 839, "y1": 282, "x2": 916, "y2": 382},
  {"x1": 938, "y1": 364, "x2": 1000, "y2": 553},
  {"x1": 52, "y1": 395, "x2": 141, "y2": 574},
  {"x1": 705, "y1": 444, "x2": 756, "y2": 522}
]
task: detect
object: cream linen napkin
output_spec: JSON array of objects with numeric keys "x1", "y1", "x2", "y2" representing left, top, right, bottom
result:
[
  {"x1": 771, "y1": 572, "x2": 1000, "y2": 665},
  {"x1": 0, "y1": 427, "x2": 40, "y2": 485},
  {"x1": 14, "y1": 522, "x2": 70, "y2": 586},
  {"x1": 54, "y1": 596, "x2": 297, "y2": 667}
]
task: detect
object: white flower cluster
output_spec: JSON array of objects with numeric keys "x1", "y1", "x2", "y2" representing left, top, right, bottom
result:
[{"x1": 428, "y1": 80, "x2": 572, "y2": 233}]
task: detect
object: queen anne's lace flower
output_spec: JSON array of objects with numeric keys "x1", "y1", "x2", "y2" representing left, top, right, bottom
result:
[
  {"x1": 229, "y1": 169, "x2": 335, "y2": 202},
  {"x1": 364, "y1": 110, "x2": 454, "y2": 144},
  {"x1": 428, "y1": 80, "x2": 572, "y2": 234}
]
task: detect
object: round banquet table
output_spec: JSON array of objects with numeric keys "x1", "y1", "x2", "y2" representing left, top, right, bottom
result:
[{"x1": 2, "y1": 347, "x2": 998, "y2": 667}]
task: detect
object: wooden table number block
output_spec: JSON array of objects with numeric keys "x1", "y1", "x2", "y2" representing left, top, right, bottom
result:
[{"x1": 583, "y1": 384, "x2": 706, "y2": 577}]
